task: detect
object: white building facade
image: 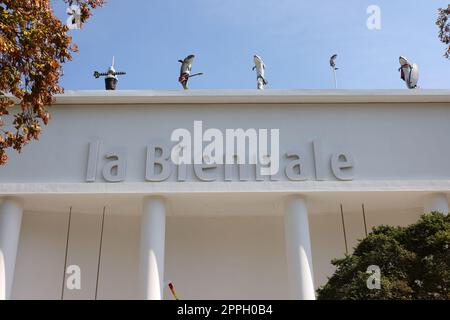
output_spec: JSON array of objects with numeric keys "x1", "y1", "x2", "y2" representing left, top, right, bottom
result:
[{"x1": 0, "y1": 90, "x2": 449, "y2": 300}]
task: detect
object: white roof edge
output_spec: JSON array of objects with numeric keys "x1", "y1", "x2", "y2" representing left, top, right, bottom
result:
[
  {"x1": 1, "y1": 180, "x2": 450, "y2": 194},
  {"x1": 50, "y1": 89, "x2": 450, "y2": 105}
]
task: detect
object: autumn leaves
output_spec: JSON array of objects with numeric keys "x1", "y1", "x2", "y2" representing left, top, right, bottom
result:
[{"x1": 0, "y1": 0, "x2": 104, "y2": 165}]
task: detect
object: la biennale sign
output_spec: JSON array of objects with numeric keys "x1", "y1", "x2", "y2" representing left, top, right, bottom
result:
[{"x1": 85, "y1": 121, "x2": 355, "y2": 183}]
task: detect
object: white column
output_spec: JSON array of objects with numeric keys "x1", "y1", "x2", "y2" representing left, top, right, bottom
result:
[
  {"x1": 284, "y1": 195, "x2": 315, "y2": 300},
  {"x1": 424, "y1": 193, "x2": 449, "y2": 215},
  {"x1": 0, "y1": 198, "x2": 23, "y2": 300},
  {"x1": 139, "y1": 197, "x2": 166, "y2": 300}
]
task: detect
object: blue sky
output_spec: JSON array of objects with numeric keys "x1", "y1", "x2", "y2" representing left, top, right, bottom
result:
[{"x1": 52, "y1": 0, "x2": 450, "y2": 90}]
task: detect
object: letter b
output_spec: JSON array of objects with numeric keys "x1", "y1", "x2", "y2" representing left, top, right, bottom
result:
[{"x1": 145, "y1": 144, "x2": 172, "y2": 181}]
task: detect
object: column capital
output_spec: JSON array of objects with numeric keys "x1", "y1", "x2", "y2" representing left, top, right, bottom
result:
[
  {"x1": 143, "y1": 195, "x2": 166, "y2": 201},
  {"x1": 284, "y1": 194, "x2": 308, "y2": 214},
  {"x1": 285, "y1": 194, "x2": 307, "y2": 202},
  {"x1": 142, "y1": 196, "x2": 166, "y2": 207},
  {"x1": 0, "y1": 197, "x2": 24, "y2": 208}
]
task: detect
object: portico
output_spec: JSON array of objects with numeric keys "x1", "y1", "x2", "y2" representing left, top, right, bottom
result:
[
  {"x1": 138, "y1": 193, "x2": 316, "y2": 300},
  {"x1": 0, "y1": 188, "x2": 448, "y2": 300}
]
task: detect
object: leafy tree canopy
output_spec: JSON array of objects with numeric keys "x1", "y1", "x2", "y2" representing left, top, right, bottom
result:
[
  {"x1": 437, "y1": 5, "x2": 450, "y2": 58},
  {"x1": 0, "y1": 0, "x2": 103, "y2": 165},
  {"x1": 317, "y1": 212, "x2": 450, "y2": 300}
]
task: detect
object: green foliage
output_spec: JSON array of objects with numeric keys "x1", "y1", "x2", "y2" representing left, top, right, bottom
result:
[{"x1": 317, "y1": 212, "x2": 450, "y2": 300}]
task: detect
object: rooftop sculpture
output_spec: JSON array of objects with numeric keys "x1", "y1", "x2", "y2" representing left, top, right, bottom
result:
[
  {"x1": 93, "y1": 57, "x2": 126, "y2": 90},
  {"x1": 252, "y1": 55, "x2": 267, "y2": 90},
  {"x1": 178, "y1": 55, "x2": 203, "y2": 90},
  {"x1": 329, "y1": 54, "x2": 338, "y2": 89},
  {"x1": 399, "y1": 56, "x2": 419, "y2": 89}
]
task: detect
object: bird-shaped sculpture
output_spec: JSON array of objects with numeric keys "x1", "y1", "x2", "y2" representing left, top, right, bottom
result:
[
  {"x1": 178, "y1": 54, "x2": 203, "y2": 90},
  {"x1": 252, "y1": 55, "x2": 268, "y2": 90}
]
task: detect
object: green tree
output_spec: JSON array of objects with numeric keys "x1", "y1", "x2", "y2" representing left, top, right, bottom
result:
[
  {"x1": 317, "y1": 212, "x2": 450, "y2": 300},
  {"x1": 0, "y1": 0, "x2": 103, "y2": 165}
]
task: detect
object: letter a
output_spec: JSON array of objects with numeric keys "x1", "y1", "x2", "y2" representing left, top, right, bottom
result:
[{"x1": 366, "y1": 5, "x2": 381, "y2": 30}]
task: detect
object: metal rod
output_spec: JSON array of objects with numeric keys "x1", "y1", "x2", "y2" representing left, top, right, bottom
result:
[
  {"x1": 189, "y1": 72, "x2": 204, "y2": 78},
  {"x1": 94, "y1": 206, "x2": 106, "y2": 300},
  {"x1": 61, "y1": 206, "x2": 72, "y2": 300},
  {"x1": 332, "y1": 68, "x2": 337, "y2": 89},
  {"x1": 340, "y1": 204, "x2": 348, "y2": 254},
  {"x1": 362, "y1": 204, "x2": 368, "y2": 237}
]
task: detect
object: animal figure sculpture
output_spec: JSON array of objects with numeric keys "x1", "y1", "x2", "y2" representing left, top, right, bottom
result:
[
  {"x1": 329, "y1": 54, "x2": 338, "y2": 88},
  {"x1": 399, "y1": 56, "x2": 419, "y2": 89},
  {"x1": 178, "y1": 55, "x2": 203, "y2": 90},
  {"x1": 252, "y1": 55, "x2": 268, "y2": 90}
]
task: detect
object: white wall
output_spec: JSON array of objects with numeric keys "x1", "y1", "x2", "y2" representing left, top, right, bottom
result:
[
  {"x1": 164, "y1": 216, "x2": 288, "y2": 300},
  {"x1": 11, "y1": 206, "x2": 422, "y2": 300},
  {"x1": 1, "y1": 103, "x2": 450, "y2": 183}
]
